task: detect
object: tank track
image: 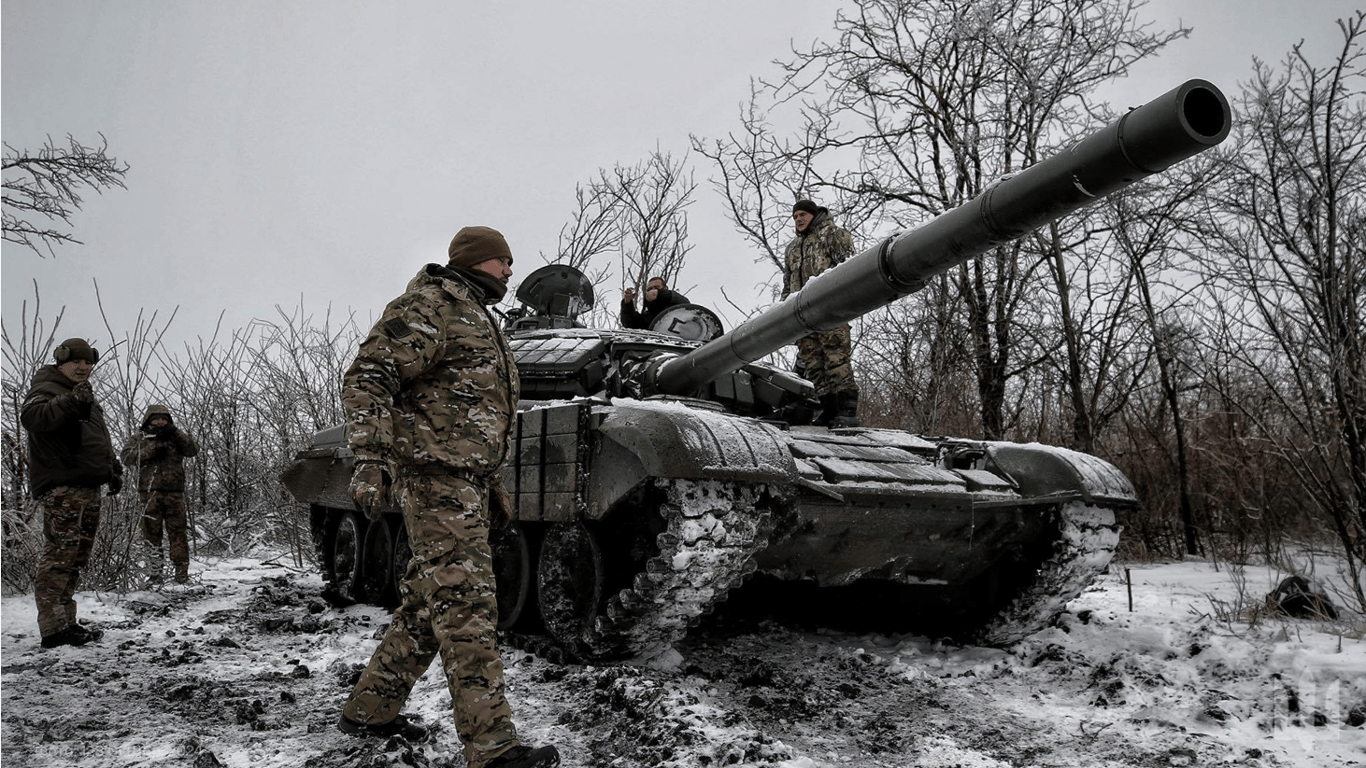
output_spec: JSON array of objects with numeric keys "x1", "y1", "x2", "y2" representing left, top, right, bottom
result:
[
  {"x1": 974, "y1": 500, "x2": 1122, "y2": 645},
  {"x1": 582, "y1": 478, "x2": 772, "y2": 660}
]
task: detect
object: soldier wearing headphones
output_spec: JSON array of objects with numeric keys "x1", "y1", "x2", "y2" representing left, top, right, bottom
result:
[{"x1": 20, "y1": 337, "x2": 123, "y2": 648}]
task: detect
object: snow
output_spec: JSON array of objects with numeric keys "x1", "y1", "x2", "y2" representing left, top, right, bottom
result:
[{"x1": 2, "y1": 554, "x2": 1362, "y2": 767}]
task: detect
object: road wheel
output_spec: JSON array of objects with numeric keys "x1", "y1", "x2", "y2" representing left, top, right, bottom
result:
[
  {"x1": 361, "y1": 516, "x2": 396, "y2": 605},
  {"x1": 330, "y1": 511, "x2": 366, "y2": 604},
  {"x1": 537, "y1": 522, "x2": 604, "y2": 657},
  {"x1": 491, "y1": 522, "x2": 532, "y2": 630}
]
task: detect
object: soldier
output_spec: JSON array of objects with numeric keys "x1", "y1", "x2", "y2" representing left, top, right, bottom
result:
[
  {"x1": 337, "y1": 226, "x2": 560, "y2": 768},
  {"x1": 21, "y1": 337, "x2": 123, "y2": 648},
  {"x1": 121, "y1": 405, "x2": 199, "y2": 584},
  {"x1": 783, "y1": 199, "x2": 860, "y2": 426},
  {"x1": 620, "y1": 275, "x2": 689, "y2": 330}
]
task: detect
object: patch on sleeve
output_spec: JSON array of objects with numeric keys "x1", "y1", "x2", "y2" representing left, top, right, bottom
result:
[{"x1": 383, "y1": 317, "x2": 412, "y2": 339}]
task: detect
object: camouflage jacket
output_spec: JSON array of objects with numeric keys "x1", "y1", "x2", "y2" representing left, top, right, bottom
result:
[
  {"x1": 781, "y1": 212, "x2": 856, "y2": 299},
  {"x1": 343, "y1": 264, "x2": 520, "y2": 478},
  {"x1": 21, "y1": 365, "x2": 122, "y2": 497},
  {"x1": 120, "y1": 404, "x2": 199, "y2": 493}
]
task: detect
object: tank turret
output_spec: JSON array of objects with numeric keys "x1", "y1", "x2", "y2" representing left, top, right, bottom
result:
[{"x1": 282, "y1": 80, "x2": 1230, "y2": 661}]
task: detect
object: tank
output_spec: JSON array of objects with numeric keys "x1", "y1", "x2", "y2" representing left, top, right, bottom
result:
[{"x1": 281, "y1": 79, "x2": 1230, "y2": 660}]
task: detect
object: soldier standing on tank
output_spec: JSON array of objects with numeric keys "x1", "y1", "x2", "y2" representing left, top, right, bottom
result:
[
  {"x1": 620, "y1": 275, "x2": 690, "y2": 330},
  {"x1": 121, "y1": 405, "x2": 199, "y2": 584},
  {"x1": 783, "y1": 199, "x2": 860, "y2": 426},
  {"x1": 337, "y1": 226, "x2": 560, "y2": 768},
  {"x1": 21, "y1": 337, "x2": 123, "y2": 648}
]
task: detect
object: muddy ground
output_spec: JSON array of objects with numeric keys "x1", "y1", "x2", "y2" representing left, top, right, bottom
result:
[{"x1": 2, "y1": 558, "x2": 1360, "y2": 767}]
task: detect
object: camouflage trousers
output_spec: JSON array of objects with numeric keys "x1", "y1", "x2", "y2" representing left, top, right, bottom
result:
[
  {"x1": 343, "y1": 473, "x2": 519, "y2": 768},
  {"x1": 35, "y1": 485, "x2": 102, "y2": 638},
  {"x1": 796, "y1": 325, "x2": 857, "y2": 396},
  {"x1": 137, "y1": 491, "x2": 189, "y2": 574}
]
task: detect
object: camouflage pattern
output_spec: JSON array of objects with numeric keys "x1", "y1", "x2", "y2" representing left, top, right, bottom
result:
[
  {"x1": 121, "y1": 405, "x2": 198, "y2": 578},
  {"x1": 136, "y1": 492, "x2": 189, "y2": 577},
  {"x1": 796, "y1": 327, "x2": 855, "y2": 398},
  {"x1": 33, "y1": 485, "x2": 103, "y2": 638},
  {"x1": 120, "y1": 404, "x2": 199, "y2": 493},
  {"x1": 343, "y1": 264, "x2": 519, "y2": 476},
  {"x1": 343, "y1": 474, "x2": 517, "y2": 767},
  {"x1": 782, "y1": 212, "x2": 859, "y2": 396},
  {"x1": 340, "y1": 263, "x2": 523, "y2": 768}
]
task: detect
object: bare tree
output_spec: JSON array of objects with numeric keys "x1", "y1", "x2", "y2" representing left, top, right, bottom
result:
[
  {"x1": 695, "y1": 0, "x2": 1187, "y2": 439},
  {"x1": 1, "y1": 282, "x2": 65, "y2": 509},
  {"x1": 3, "y1": 134, "x2": 129, "y2": 258},
  {"x1": 538, "y1": 150, "x2": 698, "y2": 328},
  {"x1": 691, "y1": 89, "x2": 827, "y2": 291},
  {"x1": 535, "y1": 183, "x2": 621, "y2": 327},
  {"x1": 1063, "y1": 157, "x2": 1227, "y2": 555},
  {"x1": 0, "y1": 283, "x2": 66, "y2": 593},
  {"x1": 596, "y1": 150, "x2": 697, "y2": 297},
  {"x1": 1199, "y1": 12, "x2": 1365, "y2": 602}
]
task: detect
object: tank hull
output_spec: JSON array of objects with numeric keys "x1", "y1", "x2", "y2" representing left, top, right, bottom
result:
[{"x1": 282, "y1": 400, "x2": 1132, "y2": 657}]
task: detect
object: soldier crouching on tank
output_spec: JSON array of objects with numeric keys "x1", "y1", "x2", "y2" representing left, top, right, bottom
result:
[
  {"x1": 620, "y1": 275, "x2": 689, "y2": 330},
  {"x1": 121, "y1": 405, "x2": 199, "y2": 584},
  {"x1": 784, "y1": 199, "x2": 861, "y2": 426},
  {"x1": 336, "y1": 226, "x2": 560, "y2": 768},
  {"x1": 21, "y1": 338, "x2": 123, "y2": 649}
]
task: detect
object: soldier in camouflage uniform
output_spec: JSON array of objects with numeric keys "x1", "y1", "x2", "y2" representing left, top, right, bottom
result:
[
  {"x1": 783, "y1": 199, "x2": 860, "y2": 426},
  {"x1": 337, "y1": 227, "x2": 560, "y2": 768},
  {"x1": 121, "y1": 405, "x2": 199, "y2": 584},
  {"x1": 21, "y1": 338, "x2": 123, "y2": 649}
]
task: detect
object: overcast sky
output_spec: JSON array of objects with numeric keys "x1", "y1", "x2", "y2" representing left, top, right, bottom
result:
[{"x1": 3, "y1": 0, "x2": 1361, "y2": 363}]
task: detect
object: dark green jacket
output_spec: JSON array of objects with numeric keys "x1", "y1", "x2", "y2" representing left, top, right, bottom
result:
[{"x1": 21, "y1": 366, "x2": 121, "y2": 497}]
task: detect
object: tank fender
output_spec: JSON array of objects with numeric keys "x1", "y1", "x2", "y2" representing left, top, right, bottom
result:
[
  {"x1": 585, "y1": 435, "x2": 652, "y2": 519},
  {"x1": 594, "y1": 400, "x2": 796, "y2": 483},
  {"x1": 983, "y1": 443, "x2": 1137, "y2": 505}
]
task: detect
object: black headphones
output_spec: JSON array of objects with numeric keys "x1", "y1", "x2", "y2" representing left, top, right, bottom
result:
[{"x1": 53, "y1": 344, "x2": 99, "y2": 364}]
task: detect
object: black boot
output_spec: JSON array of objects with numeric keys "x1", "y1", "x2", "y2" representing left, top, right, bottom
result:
[
  {"x1": 337, "y1": 713, "x2": 428, "y2": 741},
  {"x1": 831, "y1": 390, "x2": 860, "y2": 428},
  {"x1": 487, "y1": 744, "x2": 561, "y2": 768},
  {"x1": 813, "y1": 393, "x2": 839, "y2": 426},
  {"x1": 41, "y1": 623, "x2": 103, "y2": 649}
]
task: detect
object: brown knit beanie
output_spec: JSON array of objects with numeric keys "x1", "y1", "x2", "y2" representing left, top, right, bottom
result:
[
  {"x1": 447, "y1": 226, "x2": 513, "y2": 269},
  {"x1": 54, "y1": 338, "x2": 98, "y2": 364}
]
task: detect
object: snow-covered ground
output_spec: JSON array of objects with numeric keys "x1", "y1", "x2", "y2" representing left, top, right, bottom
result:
[{"x1": 2, "y1": 554, "x2": 1362, "y2": 767}]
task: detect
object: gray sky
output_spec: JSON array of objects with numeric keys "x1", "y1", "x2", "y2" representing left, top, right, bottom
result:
[{"x1": 3, "y1": 0, "x2": 1361, "y2": 359}]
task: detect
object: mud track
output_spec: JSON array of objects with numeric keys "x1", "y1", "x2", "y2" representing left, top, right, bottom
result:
[{"x1": 1, "y1": 562, "x2": 1312, "y2": 767}]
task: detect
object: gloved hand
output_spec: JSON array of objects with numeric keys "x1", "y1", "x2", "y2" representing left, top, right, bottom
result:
[
  {"x1": 349, "y1": 461, "x2": 391, "y2": 521},
  {"x1": 488, "y1": 477, "x2": 513, "y2": 530},
  {"x1": 107, "y1": 475, "x2": 123, "y2": 496},
  {"x1": 72, "y1": 381, "x2": 95, "y2": 404}
]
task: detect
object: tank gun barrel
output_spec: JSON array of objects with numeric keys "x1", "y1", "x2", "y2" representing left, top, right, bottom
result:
[{"x1": 654, "y1": 79, "x2": 1230, "y2": 396}]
